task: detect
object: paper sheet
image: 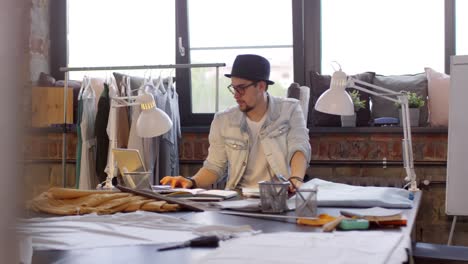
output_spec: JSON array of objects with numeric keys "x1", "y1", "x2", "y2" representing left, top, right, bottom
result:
[
  {"x1": 196, "y1": 231, "x2": 408, "y2": 264},
  {"x1": 294, "y1": 179, "x2": 413, "y2": 208},
  {"x1": 16, "y1": 211, "x2": 257, "y2": 251}
]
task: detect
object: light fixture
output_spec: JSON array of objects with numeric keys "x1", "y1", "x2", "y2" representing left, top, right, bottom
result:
[
  {"x1": 102, "y1": 93, "x2": 172, "y2": 189},
  {"x1": 314, "y1": 67, "x2": 419, "y2": 192}
]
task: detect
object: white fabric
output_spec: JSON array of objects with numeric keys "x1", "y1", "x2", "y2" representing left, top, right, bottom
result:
[
  {"x1": 299, "y1": 85, "x2": 310, "y2": 122},
  {"x1": 79, "y1": 85, "x2": 97, "y2": 190},
  {"x1": 196, "y1": 231, "x2": 408, "y2": 264},
  {"x1": 296, "y1": 179, "x2": 412, "y2": 208},
  {"x1": 239, "y1": 115, "x2": 268, "y2": 188},
  {"x1": 16, "y1": 211, "x2": 257, "y2": 251}
]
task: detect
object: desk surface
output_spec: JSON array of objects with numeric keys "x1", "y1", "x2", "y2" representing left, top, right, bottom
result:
[{"x1": 31, "y1": 192, "x2": 421, "y2": 264}]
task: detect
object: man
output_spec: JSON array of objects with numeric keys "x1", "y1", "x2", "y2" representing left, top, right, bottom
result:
[{"x1": 161, "y1": 54, "x2": 311, "y2": 191}]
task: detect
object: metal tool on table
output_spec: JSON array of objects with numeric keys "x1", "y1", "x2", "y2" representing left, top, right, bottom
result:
[
  {"x1": 157, "y1": 236, "x2": 220, "y2": 251},
  {"x1": 116, "y1": 185, "x2": 205, "y2": 212}
]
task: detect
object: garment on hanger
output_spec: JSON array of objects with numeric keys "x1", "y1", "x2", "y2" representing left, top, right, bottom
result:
[
  {"x1": 157, "y1": 77, "x2": 181, "y2": 179},
  {"x1": 78, "y1": 79, "x2": 97, "y2": 189},
  {"x1": 127, "y1": 75, "x2": 169, "y2": 184},
  {"x1": 128, "y1": 78, "x2": 157, "y2": 183},
  {"x1": 94, "y1": 82, "x2": 111, "y2": 183},
  {"x1": 75, "y1": 77, "x2": 90, "y2": 188},
  {"x1": 114, "y1": 75, "x2": 130, "y2": 148}
]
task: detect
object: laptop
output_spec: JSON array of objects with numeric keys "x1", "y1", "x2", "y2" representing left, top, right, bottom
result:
[{"x1": 112, "y1": 148, "x2": 152, "y2": 190}]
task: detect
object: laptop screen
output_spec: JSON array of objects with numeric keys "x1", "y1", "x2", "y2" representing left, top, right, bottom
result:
[{"x1": 112, "y1": 148, "x2": 152, "y2": 190}]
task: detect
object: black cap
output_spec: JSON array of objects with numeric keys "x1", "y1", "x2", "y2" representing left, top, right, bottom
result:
[{"x1": 225, "y1": 54, "x2": 274, "y2": 85}]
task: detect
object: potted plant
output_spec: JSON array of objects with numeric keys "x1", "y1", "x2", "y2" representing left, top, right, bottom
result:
[
  {"x1": 396, "y1": 92, "x2": 425, "y2": 127},
  {"x1": 341, "y1": 90, "x2": 366, "y2": 127}
]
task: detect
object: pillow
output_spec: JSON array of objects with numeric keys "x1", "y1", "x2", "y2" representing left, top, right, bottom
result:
[
  {"x1": 308, "y1": 72, "x2": 375, "y2": 127},
  {"x1": 38, "y1": 72, "x2": 56, "y2": 86},
  {"x1": 370, "y1": 73, "x2": 428, "y2": 126},
  {"x1": 425, "y1": 67, "x2": 450, "y2": 127}
]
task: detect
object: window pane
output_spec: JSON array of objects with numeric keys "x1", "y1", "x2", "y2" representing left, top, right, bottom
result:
[
  {"x1": 188, "y1": 0, "x2": 293, "y2": 113},
  {"x1": 321, "y1": 0, "x2": 444, "y2": 75},
  {"x1": 456, "y1": 0, "x2": 468, "y2": 55},
  {"x1": 188, "y1": 0, "x2": 292, "y2": 48},
  {"x1": 68, "y1": 0, "x2": 175, "y2": 79},
  {"x1": 191, "y1": 48, "x2": 293, "y2": 113}
]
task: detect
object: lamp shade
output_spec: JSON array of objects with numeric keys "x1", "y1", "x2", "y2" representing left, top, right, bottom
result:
[
  {"x1": 136, "y1": 93, "x2": 172, "y2": 138},
  {"x1": 314, "y1": 70, "x2": 355, "y2": 116}
]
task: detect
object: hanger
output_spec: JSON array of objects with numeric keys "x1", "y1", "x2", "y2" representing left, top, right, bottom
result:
[
  {"x1": 78, "y1": 74, "x2": 92, "y2": 100},
  {"x1": 130, "y1": 71, "x2": 156, "y2": 95},
  {"x1": 168, "y1": 68, "x2": 175, "y2": 91},
  {"x1": 156, "y1": 70, "x2": 166, "y2": 93}
]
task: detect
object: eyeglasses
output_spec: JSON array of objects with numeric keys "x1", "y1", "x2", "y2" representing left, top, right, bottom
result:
[{"x1": 227, "y1": 81, "x2": 259, "y2": 95}]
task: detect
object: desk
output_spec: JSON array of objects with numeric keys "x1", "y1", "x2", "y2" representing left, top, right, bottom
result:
[{"x1": 31, "y1": 192, "x2": 421, "y2": 264}]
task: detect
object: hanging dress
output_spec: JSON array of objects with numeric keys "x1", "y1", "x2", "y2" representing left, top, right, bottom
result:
[
  {"x1": 94, "y1": 83, "x2": 111, "y2": 183},
  {"x1": 158, "y1": 77, "x2": 180, "y2": 179},
  {"x1": 75, "y1": 77, "x2": 90, "y2": 188},
  {"x1": 78, "y1": 80, "x2": 97, "y2": 189}
]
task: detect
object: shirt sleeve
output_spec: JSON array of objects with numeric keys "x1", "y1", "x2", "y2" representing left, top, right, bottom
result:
[
  {"x1": 287, "y1": 102, "x2": 311, "y2": 165},
  {"x1": 202, "y1": 113, "x2": 228, "y2": 178}
]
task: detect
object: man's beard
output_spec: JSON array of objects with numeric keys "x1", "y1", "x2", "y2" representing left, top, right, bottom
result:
[{"x1": 239, "y1": 104, "x2": 254, "y2": 113}]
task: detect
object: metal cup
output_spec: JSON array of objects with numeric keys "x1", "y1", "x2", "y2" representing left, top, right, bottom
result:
[
  {"x1": 259, "y1": 181, "x2": 290, "y2": 213},
  {"x1": 295, "y1": 185, "x2": 318, "y2": 218}
]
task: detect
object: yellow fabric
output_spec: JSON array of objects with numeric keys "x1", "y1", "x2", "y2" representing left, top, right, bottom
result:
[
  {"x1": 28, "y1": 187, "x2": 181, "y2": 215},
  {"x1": 296, "y1": 214, "x2": 337, "y2": 226}
]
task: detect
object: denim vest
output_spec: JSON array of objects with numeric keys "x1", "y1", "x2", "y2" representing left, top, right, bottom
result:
[{"x1": 203, "y1": 95, "x2": 311, "y2": 190}]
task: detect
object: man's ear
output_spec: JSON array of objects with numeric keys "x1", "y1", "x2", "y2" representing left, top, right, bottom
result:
[{"x1": 258, "y1": 80, "x2": 268, "y2": 92}]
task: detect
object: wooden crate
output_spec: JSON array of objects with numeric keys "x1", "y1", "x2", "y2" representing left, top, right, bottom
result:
[{"x1": 31, "y1": 86, "x2": 74, "y2": 127}]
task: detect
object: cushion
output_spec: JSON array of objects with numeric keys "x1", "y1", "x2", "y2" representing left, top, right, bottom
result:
[
  {"x1": 425, "y1": 67, "x2": 450, "y2": 127},
  {"x1": 308, "y1": 72, "x2": 375, "y2": 127},
  {"x1": 287, "y1": 82, "x2": 301, "y2": 100},
  {"x1": 370, "y1": 73, "x2": 428, "y2": 126},
  {"x1": 38, "y1": 72, "x2": 56, "y2": 86}
]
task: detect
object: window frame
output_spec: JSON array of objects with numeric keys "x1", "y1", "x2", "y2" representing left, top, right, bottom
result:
[{"x1": 51, "y1": 0, "x2": 457, "y2": 128}]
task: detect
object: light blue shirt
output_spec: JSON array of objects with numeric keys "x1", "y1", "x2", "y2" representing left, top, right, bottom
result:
[{"x1": 203, "y1": 95, "x2": 311, "y2": 190}]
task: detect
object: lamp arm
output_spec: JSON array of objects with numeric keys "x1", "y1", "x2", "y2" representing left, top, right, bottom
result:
[
  {"x1": 348, "y1": 79, "x2": 400, "y2": 104},
  {"x1": 351, "y1": 78, "x2": 402, "y2": 95},
  {"x1": 348, "y1": 77, "x2": 419, "y2": 192},
  {"x1": 400, "y1": 97, "x2": 419, "y2": 192}
]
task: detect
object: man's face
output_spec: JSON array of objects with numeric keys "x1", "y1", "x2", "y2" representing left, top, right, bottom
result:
[{"x1": 229, "y1": 77, "x2": 265, "y2": 113}]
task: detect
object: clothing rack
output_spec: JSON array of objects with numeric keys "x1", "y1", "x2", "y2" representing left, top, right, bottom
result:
[{"x1": 59, "y1": 63, "x2": 226, "y2": 187}]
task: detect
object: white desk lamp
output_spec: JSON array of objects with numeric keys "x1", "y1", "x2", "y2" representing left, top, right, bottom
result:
[
  {"x1": 103, "y1": 93, "x2": 172, "y2": 189},
  {"x1": 314, "y1": 68, "x2": 419, "y2": 192}
]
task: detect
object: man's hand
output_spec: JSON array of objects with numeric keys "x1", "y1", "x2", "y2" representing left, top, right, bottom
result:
[
  {"x1": 160, "y1": 176, "x2": 192, "y2": 189},
  {"x1": 288, "y1": 178, "x2": 303, "y2": 193}
]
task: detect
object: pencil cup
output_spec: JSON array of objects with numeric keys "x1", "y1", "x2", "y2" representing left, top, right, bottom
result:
[
  {"x1": 295, "y1": 185, "x2": 318, "y2": 218},
  {"x1": 259, "y1": 181, "x2": 290, "y2": 213}
]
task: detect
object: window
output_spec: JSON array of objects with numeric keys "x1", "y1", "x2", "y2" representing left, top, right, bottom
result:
[
  {"x1": 456, "y1": 0, "x2": 468, "y2": 55},
  {"x1": 321, "y1": 0, "x2": 444, "y2": 75},
  {"x1": 186, "y1": 0, "x2": 294, "y2": 114},
  {"x1": 59, "y1": 0, "x2": 459, "y2": 127},
  {"x1": 67, "y1": 0, "x2": 175, "y2": 80}
]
